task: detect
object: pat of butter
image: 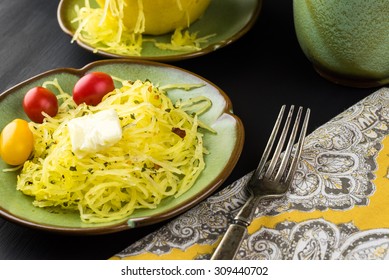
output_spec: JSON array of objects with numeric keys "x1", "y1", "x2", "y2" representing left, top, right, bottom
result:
[{"x1": 67, "y1": 109, "x2": 122, "y2": 158}]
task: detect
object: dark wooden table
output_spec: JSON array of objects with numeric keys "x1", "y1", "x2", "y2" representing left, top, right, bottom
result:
[{"x1": 0, "y1": 0, "x2": 374, "y2": 259}]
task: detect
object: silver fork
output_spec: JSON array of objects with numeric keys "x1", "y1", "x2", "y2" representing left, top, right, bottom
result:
[{"x1": 211, "y1": 105, "x2": 310, "y2": 260}]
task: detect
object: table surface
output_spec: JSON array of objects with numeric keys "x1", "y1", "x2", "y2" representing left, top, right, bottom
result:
[{"x1": 0, "y1": 0, "x2": 376, "y2": 260}]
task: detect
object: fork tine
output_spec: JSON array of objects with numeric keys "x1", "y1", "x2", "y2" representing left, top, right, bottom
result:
[
  {"x1": 251, "y1": 105, "x2": 286, "y2": 180},
  {"x1": 273, "y1": 106, "x2": 303, "y2": 182},
  {"x1": 285, "y1": 108, "x2": 310, "y2": 184},
  {"x1": 264, "y1": 105, "x2": 295, "y2": 179}
]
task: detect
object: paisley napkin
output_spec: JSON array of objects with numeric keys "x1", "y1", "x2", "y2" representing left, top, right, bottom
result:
[{"x1": 111, "y1": 88, "x2": 389, "y2": 260}]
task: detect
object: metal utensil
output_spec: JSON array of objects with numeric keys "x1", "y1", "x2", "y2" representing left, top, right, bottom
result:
[{"x1": 211, "y1": 105, "x2": 310, "y2": 260}]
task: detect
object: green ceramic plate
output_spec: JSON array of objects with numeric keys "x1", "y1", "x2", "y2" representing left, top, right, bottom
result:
[
  {"x1": 0, "y1": 59, "x2": 244, "y2": 234},
  {"x1": 57, "y1": 0, "x2": 262, "y2": 61}
]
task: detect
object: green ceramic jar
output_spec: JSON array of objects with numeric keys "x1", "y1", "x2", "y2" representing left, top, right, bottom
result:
[{"x1": 293, "y1": 0, "x2": 389, "y2": 88}]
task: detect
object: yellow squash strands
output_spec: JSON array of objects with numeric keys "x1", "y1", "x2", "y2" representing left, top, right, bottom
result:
[
  {"x1": 17, "y1": 78, "x2": 213, "y2": 223},
  {"x1": 71, "y1": 0, "x2": 215, "y2": 56}
]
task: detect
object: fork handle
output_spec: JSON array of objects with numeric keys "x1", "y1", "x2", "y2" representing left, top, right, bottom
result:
[{"x1": 210, "y1": 223, "x2": 247, "y2": 260}]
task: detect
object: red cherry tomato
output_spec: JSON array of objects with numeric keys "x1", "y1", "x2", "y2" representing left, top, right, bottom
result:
[
  {"x1": 72, "y1": 72, "x2": 115, "y2": 106},
  {"x1": 23, "y1": 86, "x2": 59, "y2": 123}
]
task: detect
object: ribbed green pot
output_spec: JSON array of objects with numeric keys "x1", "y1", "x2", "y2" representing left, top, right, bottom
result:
[{"x1": 293, "y1": 0, "x2": 389, "y2": 88}]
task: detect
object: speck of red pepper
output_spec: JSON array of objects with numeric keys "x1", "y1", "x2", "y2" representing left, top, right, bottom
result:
[
  {"x1": 154, "y1": 164, "x2": 161, "y2": 170},
  {"x1": 172, "y1": 127, "x2": 186, "y2": 138}
]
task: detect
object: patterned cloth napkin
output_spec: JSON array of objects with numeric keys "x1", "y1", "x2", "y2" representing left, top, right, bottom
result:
[{"x1": 111, "y1": 88, "x2": 389, "y2": 260}]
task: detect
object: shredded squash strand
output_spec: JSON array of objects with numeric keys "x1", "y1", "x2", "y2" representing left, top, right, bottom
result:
[{"x1": 17, "y1": 78, "x2": 213, "y2": 223}]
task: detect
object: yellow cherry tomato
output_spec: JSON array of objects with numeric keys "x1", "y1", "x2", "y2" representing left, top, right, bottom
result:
[{"x1": 0, "y1": 119, "x2": 34, "y2": 166}]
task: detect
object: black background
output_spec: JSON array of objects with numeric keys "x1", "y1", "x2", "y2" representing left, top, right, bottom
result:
[{"x1": 0, "y1": 0, "x2": 376, "y2": 259}]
